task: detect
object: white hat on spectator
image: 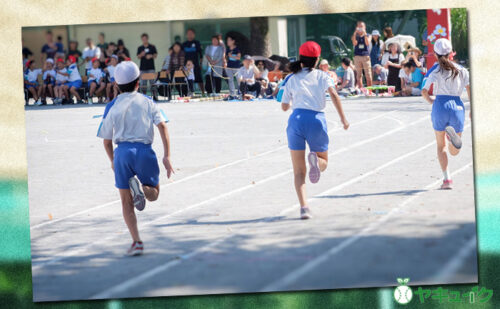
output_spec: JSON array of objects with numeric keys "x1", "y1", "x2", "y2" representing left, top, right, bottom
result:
[
  {"x1": 371, "y1": 30, "x2": 381, "y2": 36},
  {"x1": 319, "y1": 59, "x2": 329, "y2": 66},
  {"x1": 46, "y1": 58, "x2": 54, "y2": 64},
  {"x1": 434, "y1": 38, "x2": 453, "y2": 56},
  {"x1": 114, "y1": 61, "x2": 140, "y2": 85}
]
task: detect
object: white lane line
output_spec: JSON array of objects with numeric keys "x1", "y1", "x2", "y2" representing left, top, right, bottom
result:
[
  {"x1": 31, "y1": 111, "x2": 413, "y2": 269},
  {"x1": 30, "y1": 111, "x2": 396, "y2": 230},
  {"x1": 261, "y1": 162, "x2": 473, "y2": 292},
  {"x1": 431, "y1": 236, "x2": 477, "y2": 283},
  {"x1": 87, "y1": 137, "x2": 452, "y2": 299}
]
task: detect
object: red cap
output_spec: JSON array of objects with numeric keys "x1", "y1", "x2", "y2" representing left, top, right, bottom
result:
[
  {"x1": 26, "y1": 60, "x2": 33, "y2": 67},
  {"x1": 68, "y1": 55, "x2": 77, "y2": 64},
  {"x1": 91, "y1": 57, "x2": 99, "y2": 63},
  {"x1": 299, "y1": 41, "x2": 321, "y2": 58},
  {"x1": 56, "y1": 58, "x2": 64, "y2": 63}
]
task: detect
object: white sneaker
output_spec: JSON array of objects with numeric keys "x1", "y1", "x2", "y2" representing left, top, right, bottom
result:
[
  {"x1": 129, "y1": 177, "x2": 146, "y2": 211},
  {"x1": 35, "y1": 99, "x2": 42, "y2": 106},
  {"x1": 87, "y1": 98, "x2": 93, "y2": 105}
]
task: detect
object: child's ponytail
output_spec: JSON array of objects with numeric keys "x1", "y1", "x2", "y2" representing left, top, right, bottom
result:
[
  {"x1": 290, "y1": 55, "x2": 318, "y2": 74},
  {"x1": 290, "y1": 59, "x2": 303, "y2": 73},
  {"x1": 437, "y1": 54, "x2": 459, "y2": 80}
]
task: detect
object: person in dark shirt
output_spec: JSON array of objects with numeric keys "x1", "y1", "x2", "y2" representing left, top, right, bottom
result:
[
  {"x1": 22, "y1": 38, "x2": 33, "y2": 68},
  {"x1": 136, "y1": 33, "x2": 158, "y2": 100},
  {"x1": 67, "y1": 40, "x2": 82, "y2": 66},
  {"x1": 225, "y1": 34, "x2": 241, "y2": 99},
  {"x1": 116, "y1": 39, "x2": 130, "y2": 61},
  {"x1": 351, "y1": 21, "x2": 373, "y2": 87},
  {"x1": 182, "y1": 28, "x2": 205, "y2": 95},
  {"x1": 41, "y1": 31, "x2": 59, "y2": 63}
]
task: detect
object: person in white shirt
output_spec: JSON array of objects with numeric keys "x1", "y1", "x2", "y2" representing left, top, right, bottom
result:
[
  {"x1": 422, "y1": 38, "x2": 471, "y2": 190},
  {"x1": 281, "y1": 41, "x2": 349, "y2": 219},
  {"x1": 237, "y1": 55, "x2": 261, "y2": 100},
  {"x1": 97, "y1": 61, "x2": 174, "y2": 256},
  {"x1": 54, "y1": 58, "x2": 69, "y2": 104},
  {"x1": 104, "y1": 55, "x2": 119, "y2": 102},
  {"x1": 87, "y1": 58, "x2": 106, "y2": 104},
  {"x1": 24, "y1": 60, "x2": 43, "y2": 105},
  {"x1": 398, "y1": 60, "x2": 421, "y2": 96},
  {"x1": 82, "y1": 38, "x2": 101, "y2": 71},
  {"x1": 184, "y1": 59, "x2": 195, "y2": 96},
  {"x1": 64, "y1": 55, "x2": 83, "y2": 104},
  {"x1": 40, "y1": 58, "x2": 56, "y2": 104}
]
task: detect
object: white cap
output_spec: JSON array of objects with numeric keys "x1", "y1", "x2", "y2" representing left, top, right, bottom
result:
[
  {"x1": 319, "y1": 59, "x2": 329, "y2": 65},
  {"x1": 46, "y1": 58, "x2": 54, "y2": 64},
  {"x1": 434, "y1": 38, "x2": 452, "y2": 56},
  {"x1": 371, "y1": 30, "x2": 381, "y2": 36},
  {"x1": 114, "y1": 61, "x2": 140, "y2": 85}
]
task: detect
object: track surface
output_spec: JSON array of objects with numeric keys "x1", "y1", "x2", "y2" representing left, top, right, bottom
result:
[{"x1": 26, "y1": 97, "x2": 477, "y2": 301}]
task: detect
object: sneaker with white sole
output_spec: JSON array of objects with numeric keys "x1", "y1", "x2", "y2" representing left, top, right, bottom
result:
[
  {"x1": 300, "y1": 207, "x2": 312, "y2": 220},
  {"x1": 126, "y1": 241, "x2": 144, "y2": 256},
  {"x1": 441, "y1": 179, "x2": 453, "y2": 190},
  {"x1": 129, "y1": 177, "x2": 146, "y2": 211},
  {"x1": 445, "y1": 126, "x2": 462, "y2": 149},
  {"x1": 35, "y1": 99, "x2": 42, "y2": 106},
  {"x1": 87, "y1": 98, "x2": 93, "y2": 105},
  {"x1": 308, "y1": 152, "x2": 321, "y2": 184}
]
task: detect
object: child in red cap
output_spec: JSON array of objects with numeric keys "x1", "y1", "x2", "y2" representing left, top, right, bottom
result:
[
  {"x1": 281, "y1": 41, "x2": 350, "y2": 219},
  {"x1": 87, "y1": 57, "x2": 106, "y2": 104}
]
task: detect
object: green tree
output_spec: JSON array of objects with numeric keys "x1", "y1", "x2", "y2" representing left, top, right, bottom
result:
[{"x1": 451, "y1": 8, "x2": 468, "y2": 62}]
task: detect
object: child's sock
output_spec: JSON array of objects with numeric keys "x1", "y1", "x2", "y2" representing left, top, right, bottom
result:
[{"x1": 443, "y1": 169, "x2": 451, "y2": 181}]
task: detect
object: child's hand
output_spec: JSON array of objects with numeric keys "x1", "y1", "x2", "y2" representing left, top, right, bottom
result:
[
  {"x1": 341, "y1": 117, "x2": 350, "y2": 130},
  {"x1": 163, "y1": 156, "x2": 174, "y2": 178}
]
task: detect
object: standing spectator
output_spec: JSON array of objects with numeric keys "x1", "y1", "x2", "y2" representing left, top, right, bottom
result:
[
  {"x1": 372, "y1": 64, "x2": 388, "y2": 85},
  {"x1": 100, "y1": 42, "x2": 117, "y2": 68},
  {"x1": 40, "y1": 31, "x2": 59, "y2": 63},
  {"x1": 22, "y1": 38, "x2": 33, "y2": 68},
  {"x1": 217, "y1": 33, "x2": 227, "y2": 68},
  {"x1": 182, "y1": 29, "x2": 205, "y2": 95},
  {"x1": 204, "y1": 35, "x2": 224, "y2": 95},
  {"x1": 351, "y1": 21, "x2": 372, "y2": 87},
  {"x1": 167, "y1": 42, "x2": 186, "y2": 95},
  {"x1": 224, "y1": 34, "x2": 241, "y2": 100},
  {"x1": 55, "y1": 35, "x2": 65, "y2": 59},
  {"x1": 67, "y1": 40, "x2": 82, "y2": 65},
  {"x1": 82, "y1": 38, "x2": 101, "y2": 71},
  {"x1": 237, "y1": 55, "x2": 261, "y2": 99},
  {"x1": 383, "y1": 26, "x2": 394, "y2": 40},
  {"x1": 116, "y1": 39, "x2": 130, "y2": 61},
  {"x1": 369, "y1": 30, "x2": 384, "y2": 67},
  {"x1": 381, "y1": 43, "x2": 405, "y2": 92},
  {"x1": 97, "y1": 32, "x2": 108, "y2": 54},
  {"x1": 136, "y1": 33, "x2": 158, "y2": 100}
]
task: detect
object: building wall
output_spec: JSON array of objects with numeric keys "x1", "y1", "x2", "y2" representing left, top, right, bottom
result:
[{"x1": 22, "y1": 26, "x2": 68, "y2": 65}]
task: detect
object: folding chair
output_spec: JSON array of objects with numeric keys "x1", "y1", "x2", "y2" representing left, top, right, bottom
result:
[
  {"x1": 169, "y1": 70, "x2": 188, "y2": 99},
  {"x1": 78, "y1": 75, "x2": 89, "y2": 101},
  {"x1": 139, "y1": 72, "x2": 158, "y2": 97},
  {"x1": 156, "y1": 71, "x2": 171, "y2": 101}
]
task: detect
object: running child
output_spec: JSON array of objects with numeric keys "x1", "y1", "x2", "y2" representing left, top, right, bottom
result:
[
  {"x1": 104, "y1": 55, "x2": 119, "y2": 102},
  {"x1": 421, "y1": 38, "x2": 470, "y2": 190},
  {"x1": 87, "y1": 58, "x2": 106, "y2": 104},
  {"x1": 97, "y1": 61, "x2": 174, "y2": 256},
  {"x1": 54, "y1": 58, "x2": 68, "y2": 105},
  {"x1": 24, "y1": 60, "x2": 42, "y2": 105},
  {"x1": 281, "y1": 41, "x2": 349, "y2": 219},
  {"x1": 41, "y1": 58, "x2": 56, "y2": 104}
]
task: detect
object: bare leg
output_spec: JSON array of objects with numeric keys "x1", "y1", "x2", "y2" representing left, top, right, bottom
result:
[
  {"x1": 89, "y1": 82, "x2": 96, "y2": 97},
  {"x1": 143, "y1": 184, "x2": 160, "y2": 201},
  {"x1": 290, "y1": 150, "x2": 307, "y2": 207},
  {"x1": 316, "y1": 150, "x2": 329, "y2": 172},
  {"x1": 198, "y1": 82, "x2": 205, "y2": 95},
  {"x1": 435, "y1": 131, "x2": 448, "y2": 172},
  {"x1": 119, "y1": 189, "x2": 141, "y2": 242},
  {"x1": 29, "y1": 87, "x2": 38, "y2": 101},
  {"x1": 106, "y1": 84, "x2": 111, "y2": 100},
  {"x1": 70, "y1": 87, "x2": 81, "y2": 101},
  {"x1": 448, "y1": 132, "x2": 462, "y2": 156},
  {"x1": 48, "y1": 84, "x2": 54, "y2": 98}
]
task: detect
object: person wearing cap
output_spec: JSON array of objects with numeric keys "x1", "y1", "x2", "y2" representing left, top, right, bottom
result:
[
  {"x1": 63, "y1": 55, "x2": 83, "y2": 104},
  {"x1": 351, "y1": 21, "x2": 373, "y2": 87},
  {"x1": 381, "y1": 42, "x2": 405, "y2": 92},
  {"x1": 422, "y1": 38, "x2": 471, "y2": 190},
  {"x1": 236, "y1": 55, "x2": 262, "y2": 100},
  {"x1": 87, "y1": 58, "x2": 106, "y2": 104},
  {"x1": 319, "y1": 59, "x2": 338, "y2": 84},
  {"x1": 53, "y1": 58, "x2": 69, "y2": 105},
  {"x1": 281, "y1": 41, "x2": 349, "y2": 220},
  {"x1": 104, "y1": 55, "x2": 119, "y2": 102},
  {"x1": 24, "y1": 60, "x2": 43, "y2": 105},
  {"x1": 40, "y1": 58, "x2": 56, "y2": 104},
  {"x1": 369, "y1": 30, "x2": 384, "y2": 67},
  {"x1": 82, "y1": 38, "x2": 101, "y2": 71},
  {"x1": 97, "y1": 60, "x2": 174, "y2": 256}
]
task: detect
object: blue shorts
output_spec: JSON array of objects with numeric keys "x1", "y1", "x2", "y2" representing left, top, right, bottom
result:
[
  {"x1": 25, "y1": 82, "x2": 38, "y2": 89},
  {"x1": 431, "y1": 95, "x2": 465, "y2": 133},
  {"x1": 66, "y1": 80, "x2": 82, "y2": 89},
  {"x1": 287, "y1": 108, "x2": 329, "y2": 152},
  {"x1": 113, "y1": 142, "x2": 160, "y2": 189},
  {"x1": 44, "y1": 80, "x2": 55, "y2": 86}
]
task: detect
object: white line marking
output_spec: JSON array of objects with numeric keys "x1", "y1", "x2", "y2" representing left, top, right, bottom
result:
[
  {"x1": 86, "y1": 137, "x2": 460, "y2": 299},
  {"x1": 261, "y1": 162, "x2": 473, "y2": 292},
  {"x1": 31, "y1": 111, "x2": 416, "y2": 269},
  {"x1": 431, "y1": 236, "x2": 477, "y2": 283},
  {"x1": 30, "y1": 111, "x2": 396, "y2": 230}
]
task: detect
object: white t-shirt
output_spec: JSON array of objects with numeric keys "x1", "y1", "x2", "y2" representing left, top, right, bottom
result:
[
  {"x1": 107, "y1": 65, "x2": 116, "y2": 81},
  {"x1": 381, "y1": 53, "x2": 404, "y2": 66},
  {"x1": 88, "y1": 68, "x2": 104, "y2": 83},
  {"x1": 55, "y1": 68, "x2": 68, "y2": 84},
  {"x1": 260, "y1": 69, "x2": 269, "y2": 81},
  {"x1": 281, "y1": 69, "x2": 335, "y2": 112},
  {"x1": 67, "y1": 63, "x2": 81, "y2": 82},
  {"x1": 97, "y1": 92, "x2": 167, "y2": 145},
  {"x1": 82, "y1": 46, "x2": 102, "y2": 69},
  {"x1": 237, "y1": 66, "x2": 257, "y2": 85},
  {"x1": 398, "y1": 68, "x2": 413, "y2": 87},
  {"x1": 26, "y1": 69, "x2": 42, "y2": 83},
  {"x1": 185, "y1": 67, "x2": 195, "y2": 80},
  {"x1": 423, "y1": 63, "x2": 470, "y2": 96},
  {"x1": 43, "y1": 69, "x2": 56, "y2": 82}
]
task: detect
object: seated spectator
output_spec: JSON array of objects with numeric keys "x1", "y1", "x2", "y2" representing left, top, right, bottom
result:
[
  {"x1": 65, "y1": 55, "x2": 83, "y2": 104},
  {"x1": 337, "y1": 57, "x2": 358, "y2": 95},
  {"x1": 54, "y1": 58, "x2": 68, "y2": 104},
  {"x1": 256, "y1": 60, "x2": 270, "y2": 96},
  {"x1": 87, "y1": 58, "x2": 106, "y2": 104},
  {"x1": 104, "y1": 55, "x2": 119, "y2": 102},
  {"x1": 237, "y1": 55, "x2": 261, "y2": 100},
  {"x1": 40, "y1": 58, "x2": 56, "y2": 104},
  {"x1": 266, "y1": 62, "x2": 283, "y2": 97},
  {"x1": 319, "y1": 59, "x2": 337, "y2": 84},
  {"x1": 405, "y1": 47, "x2": 423, "y2": 68},
  {"x1": 399, "y1": 60, "x2": 421, "y2": 96},
  {"x1": 411, "y1": 63, "x2": 425, "y2": 93},
  {"x1": 116, "y1": 39, "x2": 130, "y2": 61},
  {"x1": 24, "y1": 60, "x2": 42, "y2": 105},
  {"x1": 168, "y1": 42, "x2": 187, "y2": 96},
  {"x1": 372, "y1": 64, "x2": 388, "y2": 85}
]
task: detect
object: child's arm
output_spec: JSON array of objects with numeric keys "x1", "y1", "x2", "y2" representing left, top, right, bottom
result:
[
  {"x1": 103, "y1": 139, "x2": 114, "y2": 170},
  {"x1": 327, "y1": 87, "x2": 349, "y2": 130},
  {"x1": 156, "y1": 122, "x2": 174, "y2": 178}
]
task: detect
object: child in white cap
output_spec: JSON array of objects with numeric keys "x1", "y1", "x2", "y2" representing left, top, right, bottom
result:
[
  {"x1": 422, "y1": 38, "x2": 471, "y2": 190},
  {"x1": 97, "y1": 60, "x2": 174, "y2": 256}
]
